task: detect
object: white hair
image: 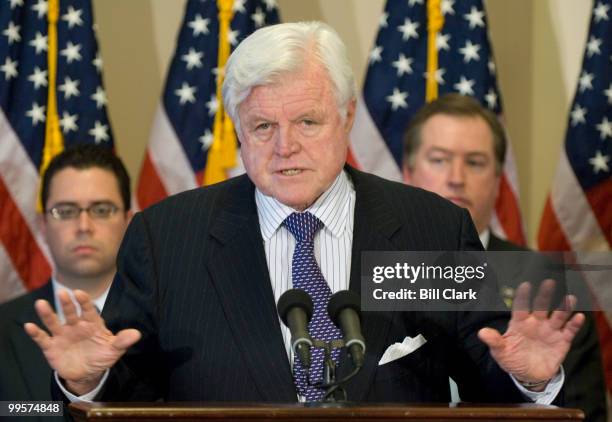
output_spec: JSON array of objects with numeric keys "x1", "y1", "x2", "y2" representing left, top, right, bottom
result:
[{"x1": 222, "y1": 21, "x2": 356, "y2": 136}]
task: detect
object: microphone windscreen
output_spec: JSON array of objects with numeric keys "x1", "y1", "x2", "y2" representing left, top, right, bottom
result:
[
  {"x1": 277, "y1": 288, "x2": 313, "y2": 325},
  {"x1": 328, "y1": 290, "x2": 361, "y2": 325}
]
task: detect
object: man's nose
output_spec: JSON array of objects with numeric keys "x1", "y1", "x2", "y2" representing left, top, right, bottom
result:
[
  {"x1": 76, "y1": 209, "x2": 94, "y2": 232},
  {"x1": 274, "y1": 126, "x2": 299, "y2": 157},
  {"x1": 447, "y1": 159, "x2": 466, "y2": 188}
]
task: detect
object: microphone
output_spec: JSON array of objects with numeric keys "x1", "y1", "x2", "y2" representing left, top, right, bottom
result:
[
  {"x1": 328, "y1": 290, "x2": 366, "y2": 368},
  {"x1": 277, "y1": 289, "x2": 314, "y2": 368}
]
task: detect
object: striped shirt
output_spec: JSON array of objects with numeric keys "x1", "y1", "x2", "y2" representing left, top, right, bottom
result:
[{"x1": 255, "y1": 170, "x2": 355, "y2": 362}]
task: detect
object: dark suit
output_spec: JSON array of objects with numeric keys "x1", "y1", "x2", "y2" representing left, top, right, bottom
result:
[
  {"x1": 0, "y1": 282, "x2": 54, "y2": 421},
  {"x1": 96, "y1": 168, "x2": 530, "y2": 403},
  {"x1": 488, "y1": 233, "x2": 607, "y2": 422}
]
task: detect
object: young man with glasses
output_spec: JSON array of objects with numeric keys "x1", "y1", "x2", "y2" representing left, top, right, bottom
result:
[{"x1": 0, "y1": 144, "x2": 131, "y2": 402}]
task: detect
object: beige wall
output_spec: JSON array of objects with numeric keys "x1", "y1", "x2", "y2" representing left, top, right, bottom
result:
[{"x1": 92, "y1": 0, "x2": 591, "y2": 248}]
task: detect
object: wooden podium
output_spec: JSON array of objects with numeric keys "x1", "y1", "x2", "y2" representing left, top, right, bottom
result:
[{"x1": 69, "y1": 402, "x2": 584, "y2": 421}]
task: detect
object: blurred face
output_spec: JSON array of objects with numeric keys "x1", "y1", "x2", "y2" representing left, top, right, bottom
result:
[
  {"x1": 403, "y1": 114, "x2": 500, "y2": 234},
  {"x1": 237, "y1": 61, "x2": 355, "y2": 211},
  {"x1": 41, "y1": 167, "x2": 131, "y2": 286}
]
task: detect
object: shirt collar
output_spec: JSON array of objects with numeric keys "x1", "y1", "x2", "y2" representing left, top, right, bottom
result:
[
  {"x1": 52, "y1": 278, "x2": 110, "y2": 324},
  {"x1": 256, "y1": 170, "x2": 354, "y2": 241},
  {"x1": 479, "y1": 228, "x2": 491, "y2": 250}
]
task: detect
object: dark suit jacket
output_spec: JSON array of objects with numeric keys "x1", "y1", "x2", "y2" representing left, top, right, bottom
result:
[
  {"x1": 97, "y1": 168, "x2": 528, "y2": 403},
  {"x1": 0, "y1": 282, "x2": 54, "y2": 421},
  {"x1": 488, "y1": 233, "x2": 607, "y2": 422}
]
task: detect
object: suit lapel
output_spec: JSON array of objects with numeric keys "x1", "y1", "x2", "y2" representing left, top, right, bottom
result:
[
  {"x1": 206, "y1": 176, "x2": 296, "y2": 402},
  {"x1": 12, "y1": 282, "x2": 54, "y2": 400},
  {"x1": 338, "y1": 168, "x2": 403, "y2": 401}
]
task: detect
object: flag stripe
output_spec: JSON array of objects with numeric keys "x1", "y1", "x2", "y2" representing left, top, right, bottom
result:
[
  {"x1": 148, "y1": 105, "x2": 198, "y2": 196},
  {"x1": 136, "y1": 150, "x2": 169, "y2": 210},
  {"x1": 0, "y1": 177, "x2": 50, "y2": 290},
  {"x1": 493, "y1": 174, "x2": 525, "y2": 243},
  {"x1": 349, "y1": 97, "x2": 403, "y2": 182},
  {"x1": 0, "y1": 245, "x2": 25, "y2": 300},
  {"x1": 585, "y1": 179, "x2": 612, "y2": 246}
]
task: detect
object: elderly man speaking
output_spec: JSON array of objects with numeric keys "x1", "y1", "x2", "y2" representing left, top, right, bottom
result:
[{"x1": 26, "y1": 22, "x2": 582, "y2": 405}]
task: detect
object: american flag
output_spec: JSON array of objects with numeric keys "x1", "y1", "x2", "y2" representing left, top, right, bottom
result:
[
  {"x1": 0, "y1": 0, "x2": 114, "y2": 303},
  {"x1": 350, "y1": 0, "x2": 525, "y2": 244},
  {"x1": 538, "y1": 0, "x2": 611, "y2": 394},
  {"x1": 136, "y1": 0, "x2": 279, "y2": 210}
]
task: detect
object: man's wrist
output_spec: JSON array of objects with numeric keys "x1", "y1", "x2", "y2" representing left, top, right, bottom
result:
[
  {"x1": 515, "y1": 377, "x2": 551, "y2": 392},
  {"x1": 64, "y1": 375, "x2": 104, "y2": 396}
]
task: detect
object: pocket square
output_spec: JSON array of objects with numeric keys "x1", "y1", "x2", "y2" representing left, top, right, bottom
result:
[{"x1": 378, "y1": 334, "x2": 427, "y2": 366}]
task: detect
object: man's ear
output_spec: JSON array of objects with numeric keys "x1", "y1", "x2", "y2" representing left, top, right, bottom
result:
[
  {"x1": 402, "y1": 164, "x2": 413, "y2": 184},
  {"x1": 344, "y1": 98, "x2": 357, "y2": 132}
]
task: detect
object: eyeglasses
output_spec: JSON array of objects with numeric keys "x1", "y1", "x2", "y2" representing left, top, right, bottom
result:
[{"x1": 47, "y1": 202, "x2": 122, "y2": 221}]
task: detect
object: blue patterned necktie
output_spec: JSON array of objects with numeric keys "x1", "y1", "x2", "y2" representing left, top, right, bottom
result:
[{"x1": 283, "y1": 211, "x2": 342, "y2": 401}]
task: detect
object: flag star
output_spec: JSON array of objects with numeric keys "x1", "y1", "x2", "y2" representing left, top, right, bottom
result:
[
  {"x1": 408, "y1": 0, "x2": 424, "y2": 6},
  {"x1": 91, "y1": 86, "x2": 107, "y2": 109},
  {"x1": 31, "y1": 0, "x2": 48, "y2": 19},
  {"x1": 484, "y1": 89, "x2": 497, "y2": 109},
  {"x1": 206, "y1": 94, "x2": 219, "y2": 116},
  {"x1": 26, "y1": 102, "x2": 45, "y2": 125},
  {"x1": 62, "y1": 6, "x2": 83, "y2": 28},
  {"x1": 604, "y1": 83, "x2": 612, "y2": 105},
  {"x1": 596, "y1": 116, "x2": 612, "y2": 140},
  {"x1": 424, "y1": 67, "x2": 446, "y2": 85},
  {"x1": 397, "y1": 18, "x2": 419, "y2": 41},
  {"x1": 199, "y1": 129, "x2": 214, "y2": 151},
  {"x1": 368, "y1": 45, "x2": 383, "y2": 64},
  {"x1": 453, "y1": 76, "x2": 475, "y2": 96},
  {"x1": 175, "y1": 82, "x2": 197, "y2": 105},
  {"x1": 593, "y1": 2, "x2": 610, "y2": 23},
  {"x1": 29, "y1": 31, "x2": 48, "y2": 54},
  {"x1": 181, "y1": 48, "x2": 204, "y2": 70},
  {"x1": 386, "y1": 88, "x2": 408, "y2": 111},
  {"x1": 488, "y1": 59, "x2": 496, "y2": 74},
  {"x1": 92, "y1": 52, "x2": 103, "y2": 71},
  {"x1": 58, "y1": 77, "x2": 80, "y2": 99},
  {"x1": 9, "y1": 0, "x2": 23, "y2": 9},
  {"x1": 212, "y1": 66, "x2": 223, "y2": 83},
  {"x1": 263, "y1": 0, "x2": 277, "y2": 11},
  {"x1": 89, "y1": 121, "x2": 110, "y2": 144},
  {"x1": 459, "y1": 40, "x2": 481, "y2": 62},
  {"x1": 59, "y1": 111, "x2": 78, "y2": 133},
  {"x1": 251, "y1": 7, "x2": 266, "y2": 27},
  {"x1": 228, "y1": 29, "x2": 240, "y2": 46},
  {"x1": 464, "y1": 6, "x2": 485, "y2": 29},
  {"x1": 392, "y1": 53, "x2": 413, "y2": 76},
  {"x1": 379, "y1": 12, "x2": 389, "y2": 28},
  {"x1": 589, "y1": 151, "x2": 610, "y2": 173},
  {"x1": 570, "y1": 104, "x2": 587, "y2": 126},
  {"x1": 233, "y1": 0, "x2": 246, "y2": 14},
  {"x1": 441, "y1": 0, "x2": 455, "y2": 15},
  {"x1": 586, "y1": 36, "x2": 602, "y2": 57},
  {"x1": 578, "y1": 71, "x2": 594, "y2": 92},
  {"x1": 28, "y1": 66, "x2": 47, "y2": 89},
  {"x1": 436, "y1": 33, "x2": 450, "y2": 51},
  {"x1": 60, "y1": 41, "x2": 82, "y2": 63},
  {"x1": 0, "y1": 57, "x2": 18, "y2": 80},
  {"x1": 188, "y1": 14, "x2": 210, "y2": 36},
  {"x1": 3, "y1": 22, "x2": 21, "y2": 45}
]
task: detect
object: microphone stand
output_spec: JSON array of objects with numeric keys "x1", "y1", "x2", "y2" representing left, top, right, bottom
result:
[{"x1": 305, "y1": 339, "x2": 362, "y2": 406}]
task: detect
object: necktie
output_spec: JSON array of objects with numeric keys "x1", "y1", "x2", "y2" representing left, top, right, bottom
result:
[{"x1": 283, "y1": 211, "x2": 342, "y2": 401}]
